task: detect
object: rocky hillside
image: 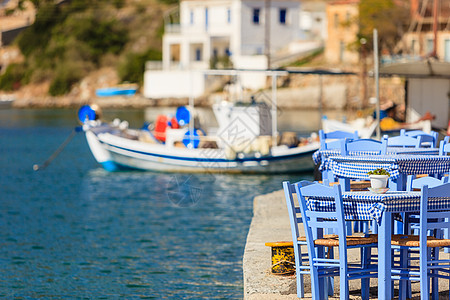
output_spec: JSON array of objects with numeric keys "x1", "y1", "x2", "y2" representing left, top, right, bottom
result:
[{"x1": 0, "y1": 0, "x2": 175, "y2": 106}]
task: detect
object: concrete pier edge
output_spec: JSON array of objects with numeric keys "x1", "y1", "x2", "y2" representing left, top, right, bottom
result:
[
  {"x1": 243, "y1": 189, "x2": 299, "y2": 300},
  {"x1": 242, "y1": 189, "x2": 450, "y2": 299}
]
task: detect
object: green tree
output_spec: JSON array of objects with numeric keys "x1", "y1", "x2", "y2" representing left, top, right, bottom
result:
[
  {"x1": 0, "y1": 64, "x2": 26, "y2": 91},
  {"x1": 358, "y1": 0, "x2": 410, "y2": 54},
  {"x1": 118, "y1": 49, "x2": 162, "y2": 85},
  {"x1": 13, "y1": 0, "x2": 165, "y2": 96}
]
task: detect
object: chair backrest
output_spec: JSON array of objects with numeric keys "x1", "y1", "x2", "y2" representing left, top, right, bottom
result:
[
  {"x1": 283, "y1": 181, "x2": 314, "y2": 244},
  {"x1": 439, "y1": 136, "x2": 450, "y2": 155},
  {"x1": 319, "y1": 130, "x2": 358, "y2": 150},
  {"x1": 386, "y1": 134, "x2": 422, "y2": 148},
  {"x1": 401, "y1": 129, "x2": 438, "y2": 147},
  {"x1": 419, "y1": 183, "x2": 450, "y2": 245},
  {"x1": 295, "y1": 182, "x2": 347, "y2": 257},
  {"x1": 406, "y1": 175, "x2": 447, "y2": 191},
  {"x1": 340, "y1": 137, "x2": 388, "y2": 156}
]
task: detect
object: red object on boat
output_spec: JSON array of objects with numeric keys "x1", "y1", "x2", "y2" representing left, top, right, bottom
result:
[
  {"x1": 170, "y1": 116, "x2": 179, "y2": 129},
  {"x1": 154, "y1": 115, "x2": 168, "y2": 142}
]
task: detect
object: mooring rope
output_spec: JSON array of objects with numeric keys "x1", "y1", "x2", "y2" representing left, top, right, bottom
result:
[
  {"x1": 33, "y1": 126, "x2": 83, "y2": 171},
  {"x1": 270, "y1": 260, "x2": 296, "y2": 275}
]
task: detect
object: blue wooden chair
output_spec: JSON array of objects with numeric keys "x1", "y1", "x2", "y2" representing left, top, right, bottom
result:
[
  {"x1": 406, "y1": 175, "x2": 447, "y2": 192},
  {"x1": 401, "y1": 129, "x2": 439, "y2": 148},
  {"x1": 407, "y1": 175, "x2": 450, "y2": 258},
  {"x1": 439, "y1": 136, "x2": 450, "y2": 156},
  {"x1": 318, "y1": 130, "x2": 359, "y2": 183},
  {"x1": 338, "y1": 137, "x2": 388, "y2": 191},
  {"x1": 339, "y1": 137, "x2": 388, "y2": 234},
  {"x1": 340, "y1": 137, "x2": 388, "y2": 156},
  {"x1": 391, "y1": 182, "x2": 450, "y2": 300},
  {"x1": 283, "y1": 181, "x2": 312, "y2": 298},
  {"x1": 319, "y1": 130, "x2": 358, "y2": 150},
  {"x1": 385, "y1": 134, "x2": 426, "y2": 148},
  {"x1": 439, "y1": 137, "x2": 450, "y2": 183},
  {"x1": 295, "y1": 181, "x2": 378, "y2": 299},
  {"x1": 283, "y1": 181, "x2": 335, "y2": 298}
]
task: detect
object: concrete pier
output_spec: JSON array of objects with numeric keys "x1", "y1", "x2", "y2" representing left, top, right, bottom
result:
[{"x1": 243, "y1": 189, "x2": 450, "y2": 299}]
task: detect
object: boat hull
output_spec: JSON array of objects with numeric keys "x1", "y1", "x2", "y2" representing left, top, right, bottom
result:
[{"x1": 85, "y1": 129, "x2": 318, "y2": 174}]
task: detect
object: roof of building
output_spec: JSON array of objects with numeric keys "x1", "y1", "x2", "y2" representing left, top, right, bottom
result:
[
  {"x1": 379, "y1": 59, "x2": 450, "y2": 79},
  {"x1": 328, "y1": 0, "x2": 359, "y2": 5}
]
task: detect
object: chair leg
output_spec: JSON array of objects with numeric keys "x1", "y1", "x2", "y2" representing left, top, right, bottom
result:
[
  {"x1": 327, "y1": 247, "x2": 334, "y2": 297},
  {"x1": 444, "y1": 218, "x2": 450, "y2": 253},
  {"x1": 346, "y1": 221, "x2": 352, "y2": 235},
  {"x1": 372, "y1": 219, "x2": 378, "y2": 234},
  {"x1": 296, "y1": 267, "x2": 304, "y2": 298},
  {"x1": 361, "y1": 247, "x2": 371, "y2": 300},
  {"x1": 297, "y1": 245, "x2": 305, "y2": 298},
  {"x1": 431, "y1": 247, "x2": 439, "y2": 300},
  {"x1": 362, "y1": 221, "x2": 369, "y2": 234},
  {"x1": 310, "y1": 265, "x2": 321, "y2": 300},
  {"x1": 419, "y1": 248, "x2": 430, "y2": 300},
  {"x1": 339, "y1": 270, "x2": 348, "y2": 300},
  {"x1": 398, "y1": 248, "x2": 408, "y2": 300}
]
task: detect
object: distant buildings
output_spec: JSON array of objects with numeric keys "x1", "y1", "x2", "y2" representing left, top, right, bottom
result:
[
  {"x1": 144, "y1": 0, "x2": 327, "y2": 98},
  {"x1": 0, "y1": 0, "x2": 35, "y2": 47},
  {"x1": 324, "y1": 0, "x2": 359, "y2": 64},
  {"x1": 402, "y1": 0, "x2": 450, "y2": 61}
]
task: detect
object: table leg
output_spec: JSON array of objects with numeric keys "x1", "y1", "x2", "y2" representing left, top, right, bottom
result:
[
  {"x1": 388, "y1": 174, "x2": 406, "y2": 191},
  {"x1": 389, "y1": 175, "x2": 406, "y2": 235},
  {"x1": 338, "y1": 177, "x2": 350, "y2": 192},
  {"x1": 378, "y1": 212, "x2": 392, "y2": 300}
]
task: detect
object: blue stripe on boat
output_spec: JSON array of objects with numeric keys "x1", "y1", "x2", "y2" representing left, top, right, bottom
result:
[{"x1": 101, "y1": 141, "x2": 315, "y2": 163}]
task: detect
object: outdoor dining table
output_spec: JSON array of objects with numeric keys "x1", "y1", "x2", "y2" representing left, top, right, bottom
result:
[
  {"x1": 306, "y1": 190, "x2": 450, "y2": 300},
  {"x1": 313, "y1": 147, "x2": 440, "y2": 183},
  {"x1": 328, "y1": 154, "x2": 450, "y2": 191}
]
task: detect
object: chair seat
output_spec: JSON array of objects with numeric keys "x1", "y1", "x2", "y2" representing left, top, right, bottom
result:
[
  {"x1": 391, "y1": 234, "x2": 450, "y2": 248},
  {"x1": 314, "y1": 234, "x2": 377, "y2": 247},
  {"x1": 298, "y1": 234, "x2": 338, "y2": 242}
]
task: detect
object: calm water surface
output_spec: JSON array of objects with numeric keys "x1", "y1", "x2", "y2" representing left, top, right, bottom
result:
[{"x1": 0, "y1": 108, "x2": 332, "y2": 299}]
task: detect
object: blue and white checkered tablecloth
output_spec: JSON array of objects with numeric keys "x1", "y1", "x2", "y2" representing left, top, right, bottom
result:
[
  {"x1": 312, "y1": 147, "x2": 439, "y2": 167},
  {"x1": 307, "y1": 191, "x2": 450, "y2": 224},
  {"x1": 330, "y1": 155, "x2": 450, "y2": 180}
]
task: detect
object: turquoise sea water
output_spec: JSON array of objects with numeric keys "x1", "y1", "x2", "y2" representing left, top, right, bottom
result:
[{"x1": 0, "y1": 108, "x2": 315, "y2": 299}]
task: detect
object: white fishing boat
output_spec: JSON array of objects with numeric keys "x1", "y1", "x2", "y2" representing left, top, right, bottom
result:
[
  {"x1": 79, "y1": 102, "x2": 319, "y2": 173},
  {"x1": 79, "y1": 69, "x2": 322, "y2": 173}
]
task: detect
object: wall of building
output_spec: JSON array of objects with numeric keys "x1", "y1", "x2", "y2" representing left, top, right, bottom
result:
[
  {"x1": 407, "y1": 78, "x2": 450, "y2": 128},
  {"x1": 239, "y1": 0, "x2": 301, "y2": 56},
  {"x1": 324, "y1": 1, "x2": 359, "y2": 64},
  {"x1": 143, "y1": 70, "x2": 206, "y2": 98},
  {"x1": 403, "y1": 31, "x2": 450, "y2": 62}
]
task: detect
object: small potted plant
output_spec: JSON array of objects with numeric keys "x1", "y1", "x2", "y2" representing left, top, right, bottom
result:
[{"x1": 367, "y1": 168, "x2": 390, "y2": 189}]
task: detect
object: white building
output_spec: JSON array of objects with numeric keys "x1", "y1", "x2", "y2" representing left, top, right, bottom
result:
[{"x1": 144, "y1": 0, "x2": 326, "y2": 99}]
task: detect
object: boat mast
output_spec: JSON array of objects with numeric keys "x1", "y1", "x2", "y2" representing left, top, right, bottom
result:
[
  {"x1": 431, "y1": 0, "x2": 439, "y2": 58},
  {"x1": 373, "y1": 29, "x2": 380, "y2": 139},
  {"x1": 271, "y1": 73, "x2": 277, "y2": 147},
  {"x1": 189, "y1": 70, "x2": 194, "y2": 147}
]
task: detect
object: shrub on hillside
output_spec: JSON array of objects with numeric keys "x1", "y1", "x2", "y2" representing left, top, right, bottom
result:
[
  {"x1": 0, "y1": 63, "x2": 26, "y2": 91},
  {"x1": 118, "y1": 48, "x2": 162, "y2": 85},
  {"x1": 48, "y1": 59, "x2": 91, "y2": 96}
]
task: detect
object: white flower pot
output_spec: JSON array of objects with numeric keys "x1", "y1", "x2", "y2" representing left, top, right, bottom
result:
[{"x1": 369, "y1": 175, "x2": 389, "y2": 189}]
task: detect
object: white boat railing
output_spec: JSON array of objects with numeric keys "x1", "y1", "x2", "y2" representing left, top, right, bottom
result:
[{"x1": 194, "y1": 69, "x2": 289, "y2": 148}]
